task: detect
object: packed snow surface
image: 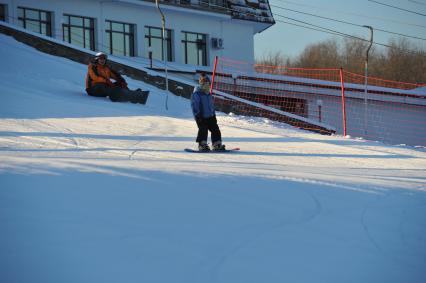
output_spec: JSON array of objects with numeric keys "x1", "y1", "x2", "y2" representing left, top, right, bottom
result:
[{"x1": 1, "y1": 34, "x2": 426, "y2": 283}]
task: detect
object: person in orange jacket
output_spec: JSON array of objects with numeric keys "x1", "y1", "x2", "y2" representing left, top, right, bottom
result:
[{"x1": 85, "y1": 52, "x2": 148, "y2": 104}]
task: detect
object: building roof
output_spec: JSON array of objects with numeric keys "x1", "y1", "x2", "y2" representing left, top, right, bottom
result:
[
  {"x1": 139, "y1": 0, "x2": 275, "y2": 27},
  {"x1": 227, "y1": 0, "x2": 274, "y2": 24}
]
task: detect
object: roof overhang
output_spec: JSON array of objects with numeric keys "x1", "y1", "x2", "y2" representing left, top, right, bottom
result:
[
  {"x1": 110, "y1": 0, "x2": 231, "y2": 20},
  {"x1": 231, "y1": 18, "x2": 275, "y2": 34}
]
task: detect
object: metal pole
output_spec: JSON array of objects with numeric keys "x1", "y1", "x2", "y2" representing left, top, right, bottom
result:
[
  {"x1": 339, "y1": 68, "x2": 347, "y2": 137},
  {"x1": 363, "y1": 25, "x2": 373, "y2": 137},
  {"x1": 148, "y1": 46, "x2": 153, "y2": 69},
  {"x1": 155, "y1": 0, "x2": 169, "y2": 110}
]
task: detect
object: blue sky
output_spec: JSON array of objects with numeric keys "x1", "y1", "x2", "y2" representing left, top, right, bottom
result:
[{"x1": 254, "y1": 0, "x2": 426, "y2": 59}]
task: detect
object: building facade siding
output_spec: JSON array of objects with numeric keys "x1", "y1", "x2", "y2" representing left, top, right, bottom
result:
[{"x1": 0, "y1": 0, "x2": 265, "y2": 65}]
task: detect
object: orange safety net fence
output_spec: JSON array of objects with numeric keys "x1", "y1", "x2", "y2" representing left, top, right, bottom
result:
[{"x1": 211, "y1": 57, "x2": 426, "y2": 146}]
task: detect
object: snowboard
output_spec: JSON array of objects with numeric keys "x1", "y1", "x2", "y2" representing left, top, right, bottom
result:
[{"x1": 184, "y1": 148, "x2": 240, "y2": 153}]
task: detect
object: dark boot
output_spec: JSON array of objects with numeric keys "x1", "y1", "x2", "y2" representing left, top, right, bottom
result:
[
  {"x1": 212, "y1": 140, "x2": 226, "y2": 151},
  {"x1": 132, "y1": 90, "x2": 149, "y2": 104},
  {"x1": 198, "y1": 141, "x2": 210, "y2": 152}
]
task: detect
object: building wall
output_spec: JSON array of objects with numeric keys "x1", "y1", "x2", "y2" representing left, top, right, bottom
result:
[{"x1": 0, "y1": 0, "x2": 255, "y2": 66}]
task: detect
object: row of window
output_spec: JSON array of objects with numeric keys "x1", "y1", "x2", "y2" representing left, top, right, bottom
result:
[{"x1": 7, "y1": 6, "x2": 208, "y2": 66}]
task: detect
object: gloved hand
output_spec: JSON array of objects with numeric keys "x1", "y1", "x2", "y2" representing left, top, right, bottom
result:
[
  {"x1": 120, "y1": 81, "x2": 128, "y2": 89},
  {"x1": 105, "y1": 79, "x2": 114, "y2": 87}
]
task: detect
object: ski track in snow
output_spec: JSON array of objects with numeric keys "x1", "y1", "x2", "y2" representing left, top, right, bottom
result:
[
  {"x1": 180, "y1": 188, "x2": 323, "y2": 283},
  {"x1": 361, "y1": 192, "x2": 426, "y2": 271},
  {"x1": 1, "y1": 33, "x2": 426, "y2": 283},
  {"x1": 206, "y1": 190, "x2": 323, "y2": 283}
]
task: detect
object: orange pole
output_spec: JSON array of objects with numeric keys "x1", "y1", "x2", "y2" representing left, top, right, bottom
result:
[{"x1": 210, "y1": 56, "x2": 218, "y2": 95}]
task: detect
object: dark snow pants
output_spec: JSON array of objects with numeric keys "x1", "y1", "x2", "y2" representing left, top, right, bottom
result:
[
  {"x1": 195, "y1": 115, "x2": 222, "y2": 144},
  {"x1": 86, "y1": 83, "x2": 147, "y2": 104}
]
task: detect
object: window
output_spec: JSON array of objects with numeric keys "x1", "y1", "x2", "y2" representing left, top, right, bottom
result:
[
  {"x1": 181, "y1": 31, "x2": 207, "y2": 66},
  {"x1": 17, "y1": 7, "x2": 52, "y2": 36},
  {"x1": 63, "y1": 15, "x2": 95, "y2": 51},
  {"x1": 105, "y1": 20, "x2": 135, "y2": 56},
  {"x1": 144, "y1": 26, "x2": 172, "y2": 61},
  {"x1": 0, "y1": 4, "x2": 6, "y2": 22}
]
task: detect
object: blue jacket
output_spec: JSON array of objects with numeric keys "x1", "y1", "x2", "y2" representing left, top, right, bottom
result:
[{"x1": 191, "y1": 86, "x2": 216, "y2": 118}]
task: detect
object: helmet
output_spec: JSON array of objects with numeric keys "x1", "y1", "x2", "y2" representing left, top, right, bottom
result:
[{"x1": 95, "y1": 52, "x2": 107, "y2": 60}]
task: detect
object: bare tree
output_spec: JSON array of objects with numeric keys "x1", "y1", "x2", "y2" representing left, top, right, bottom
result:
[
  {"x1": 293, "y1": 38, "x2": 340, "y2": 68},
  {"x1": 255, "y1": 50, "x2": 291, "y2": 74},
  {"x1": 379, "y1": 38, "x2": 426, "y2": 84},
  {"x1": 341, "y1": 37, "x2": 372, "y2": 74},
  {"x1": 256, "y1": 37, "x2": 426, "y2": 84},
  {"x1": 256, "y1": 50, "x2": 291, "y2": 67}
]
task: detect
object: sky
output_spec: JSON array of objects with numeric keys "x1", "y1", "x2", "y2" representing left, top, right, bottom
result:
[
  {"x1": 254, "y1": 0, "x2": 426, "y2": 59},
  {"x1": 1, "y1": 32, "x2": 426, "y2": 283}
]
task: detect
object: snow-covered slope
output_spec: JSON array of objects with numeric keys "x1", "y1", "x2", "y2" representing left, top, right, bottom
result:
[{"x1": 1, "y1": 34, "x2": 426, "y2": 283}]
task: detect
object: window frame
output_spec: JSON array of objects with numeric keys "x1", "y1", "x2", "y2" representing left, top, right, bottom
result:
[
  {"x1": 62, "y1": 14, "x2": 95, "y2": 51},
  {"x1": 105, "y1": 20, "x2": 135, "y2": 57},
  {"x1": 144, "y1": 26, "x2": 173, "y2": 62},
  {"x1": 181, "y1": 31, "x2": 207, "y2": 66},
  {"x1": 17, "y1": 6, "x2": 52, "y2": 36}
]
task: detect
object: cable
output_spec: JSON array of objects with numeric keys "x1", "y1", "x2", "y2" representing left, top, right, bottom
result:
[
  {"x1": 199, "y1": 1, "x2": 425, "y2": 55},
  {"x1": 368, "y1": 0, "x2": 426, "y2": 17},
  {"x1": 209, "y1": 1, "x2": 426, "y2": 55},
  {"x1": 271, "y1": 4, "x2": 364, "y2": 28},
  {"x1": 271, "y1": 13, "x2": 426, "y2": 55},
  {"x1": 270, "y1": 4, "x2": 426, "y2": 41},
  {"x1": 273, "y1": 18, "x2": 345, "y2": 37},
  {"x1": 272, "y1": 0, "x2": 426, "y2": 29},
  {"x1": 408, "y1": 0, "x2": 426, "y2": 5}
]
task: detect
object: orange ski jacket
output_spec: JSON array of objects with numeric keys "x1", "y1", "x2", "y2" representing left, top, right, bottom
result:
[{"x1": 86, "y1": 63, "x2": 121, "y2": 90}]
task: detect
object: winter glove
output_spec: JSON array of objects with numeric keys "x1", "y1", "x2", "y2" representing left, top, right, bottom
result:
[
  {"x1": 112, "y1": 78, "x2": 128, "y2": 90},
  {"x1": 120, "y1": 81, "x2": 128, "y2": 89},
  {"x1": 106, "y1": 79, "x2": 114, "y2": 87}
]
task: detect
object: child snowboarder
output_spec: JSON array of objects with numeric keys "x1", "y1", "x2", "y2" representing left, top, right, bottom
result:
[{"x1": 191, "y1": 72, "x2": 226, "y2": 151}]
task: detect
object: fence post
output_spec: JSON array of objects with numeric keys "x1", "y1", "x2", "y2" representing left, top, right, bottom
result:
[
  {"x1": 210, "y1": 56, "x2": 219, "y2": 95},
  {"x1": 339, "y1": 68, "x2": 347, "y2": 137}
]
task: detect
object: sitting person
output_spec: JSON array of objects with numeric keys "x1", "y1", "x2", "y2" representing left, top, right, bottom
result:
[
  {"x1": 191, "y1": 72, "x2": 226, "y2": 151},
  {"x1": 85, "y1": 52, "x2": 148, "y2": 104}
]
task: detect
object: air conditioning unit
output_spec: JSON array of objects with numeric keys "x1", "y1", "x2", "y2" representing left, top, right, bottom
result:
[{"x1": 211, "y1": 38, "x2": 224, "y2": 49}]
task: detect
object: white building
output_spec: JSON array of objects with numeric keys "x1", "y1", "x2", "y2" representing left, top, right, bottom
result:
[{"x1": 0, "y1": 0, "x2": 274, "y2": 66}]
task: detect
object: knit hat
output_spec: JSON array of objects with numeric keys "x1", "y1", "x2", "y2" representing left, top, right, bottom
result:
[{"x1": 199, "y1": 72, "x2": 210, "y2": 84}]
